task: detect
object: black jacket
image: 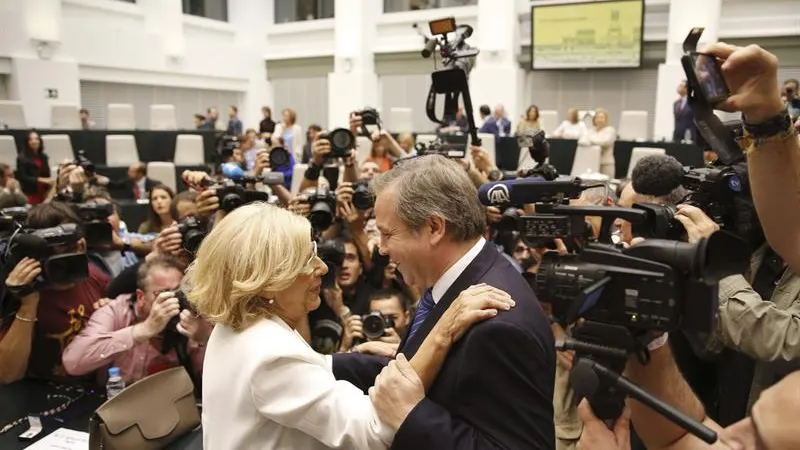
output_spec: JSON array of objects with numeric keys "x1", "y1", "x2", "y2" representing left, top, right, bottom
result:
[
  {"x1": 15, "y1": 150, "x2": 50, "y2": 196},
  {"x1": 333, "y1": 241, "x2": 556, "y2": 449},
  {"x1": 106, "y1": 177, "x2": 161, "y2": 200}
]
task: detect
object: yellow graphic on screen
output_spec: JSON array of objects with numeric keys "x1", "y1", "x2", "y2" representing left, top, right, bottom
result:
[{"x1": 532, "y1": 0, "x2": 643, "y2": 69}]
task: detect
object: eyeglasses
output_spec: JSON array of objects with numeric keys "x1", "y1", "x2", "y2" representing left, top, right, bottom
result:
[{"x1": 301, "y1": 241, "x2": 318, "y2": 274}]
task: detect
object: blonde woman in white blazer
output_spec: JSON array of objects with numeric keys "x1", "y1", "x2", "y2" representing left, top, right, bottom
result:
[
  {"x1": 184, "y1": 203, "x2": 514, "y2": 450},
  {"x1": 272, "y1": 108, "x2": 305, "y2": 161}
]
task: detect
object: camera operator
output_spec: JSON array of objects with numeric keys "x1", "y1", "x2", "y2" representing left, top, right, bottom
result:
[
  {"x1": 0, "y1": 163, "x2": 27, "y2": 208},
  {"x1": 62, "y1": 255, "x2": 210, "y2": 385},
  {"x1": 0, "y1": 202, "x2": 109, "y2": 384},
  {"x1": 616, "y1": 181, "x2": 688, "y2": 245}
]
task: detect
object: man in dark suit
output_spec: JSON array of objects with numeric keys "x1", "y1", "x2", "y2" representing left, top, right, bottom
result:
[
  {"x1": 673, "y1": 80, "x2": 697, "y2": 143},
  {"x1": 97, "y1": 162, "x2": 160, "y2": 200},
  {"x1": 332, "y1": 155, "x2": 555, "y2": 449}
]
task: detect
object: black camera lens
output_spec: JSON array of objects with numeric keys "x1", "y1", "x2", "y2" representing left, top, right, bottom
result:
[
  {"x1": 269, "y1": 146, "x2": 290, "y2": 167},
  {"x1": 497, "y1": 206, "x2": 521, "y2": 231},
  {"x1": 309, "y1": 202, "x2": 334, "y2": 231},
  {"x1": 351, "y1": 181, "x2": 374, "y2": 211},
  {"x1": 221, "y1": 192, "x2": 244, "y2": 213},
  {"x1": 321, "y1": 128, "x2": 355, "y2": 158},
  {"x1": 183, "y1": 229, "x2": 206, "y2": 254},
  {"x1": 362, "y1": 312, "x2": 388, "y2": 339}
]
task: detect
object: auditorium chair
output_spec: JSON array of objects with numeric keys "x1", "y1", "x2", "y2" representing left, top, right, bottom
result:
[
  {"x1": 106, "y1": 104, "x2": 136, "y2": 130},
  {"x1": 538, "y1": 110, "x2": 558, "y2": 137},
  {"x1": 150, "y1": 104, "x2": 178, "y2": 131},
  {"x1": 570, "y1": 145, "x2": 601, "y2": 177},
  {"x1": 147, "y1": 161, "x2": 177, "y2": 192},
  {"x1": 105, "y1": 135, "x2": 140, "y2": 167},
  {"x1": 0, "y1": 101, "x2": 26, "y2": 129},
  {"x1": 174, "y1": 135, "x2": 205, "y2": 165},
  {"x1": 627, "y1": 147, "x2": 666, "y2": 178},
  {"x1": 41, "y1": 135, "x2": 76, "y2": 165},
  {"x1": 0, "y1": 136, "x2": 17, "y2": 170},
  {"x1": 388, "y1": 107, "x2": 414, "y2": 134},
  {"x1": 51, "y1": 104, "x2": 81, "y2": 129},
  {"x1": 291, "y1": 164, "x2": 307, "y2": 194},
  {"x1": 618, "y1": 110, "x2": 649, "y2": 141}
]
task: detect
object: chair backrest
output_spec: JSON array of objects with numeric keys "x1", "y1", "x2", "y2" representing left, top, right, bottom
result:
[
  {"x1": 105, "y1": 135, "x2": 140, "y2": 167},
  {"x1": 174, "y1": 135, "x2": 204, "y2": 165},
  {"x1": 388, "y1": 107, "x2": 414, "y2": 134},
  {"x1": 627, "y1": 147, "x2": 666, "y2": 178},
  {"x1": 0, "y1": 101, "x2": 26, "y2": 128},
  {"x1": 146, "y1": 161, "x2": 177, "y2": 192},
  {"x1": 0, "y1": 136, "x2": 17, "y2": 170},
  {"x1": 618, "y1": 110, "x2": 649, "y2": 141},
  {"x1": 356, "y1": 136, "x2": 372, "y2": 165},
  {"x1": 41, "y1": 135, "x2": 75, "y2": 165},
  {"x1": 107, "y1": 104, "x2": 136, "y2": 130},
  {"x1": 538, "y1": 110, "x2": 559, "y2": 137},
  {"x1": 570, "y1": 145, "x2": 602, "y2": 176},
  {"x1": 50, "y1": 104, "x2": 81, "y2": 129},
  {"x1": 150, "y1": 104, "x2": 177, "y2": 131},
  {"x1": 291, "y1": 164, "x2": 307, "y2": 194}
]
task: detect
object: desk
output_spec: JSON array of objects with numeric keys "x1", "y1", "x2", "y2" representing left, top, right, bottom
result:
[
  {"x1": 0, "y1": 130, "x2": 219, "y2": 165},
  {"x1": 0, "y1": 380, "x2": 202, "y2": 449}
]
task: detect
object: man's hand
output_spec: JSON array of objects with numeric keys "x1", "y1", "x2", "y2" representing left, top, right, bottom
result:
[
  {"x1": 349, "y1": 113, "x2": 363, "y2": 137},
  {"x1": 322, "y1": 285, "x2": 346, "y2": 316},
  {"x1": 311, "y1": 134, "x2": 331, "y2": 166},
  {"x1": 195, "y1": 189, "x2": 219, "y2": 219},
  {"x1": 376, "y1": 327, "x2": 401, "y2": 344},
  {"x1": 674, "y1": 204, "x2": 719, "y2": 244},
  {"x1": 336, "y1": 181, "x2": 353, "y2": 205},
  {"x1": 135, "y1": 291, "x2": 180, "y2": 341},
  {"x1": 338, "y1": 201, "x2": 364, "y2": 229},
  {"x1": 340, "y1": 315, "x2": 364, "y2": 351},
  {"x1": 552, "y1": 323, "x2": 575, "y2": 370},
  {"x1": 176, "y1": 309, "x2": 214, "y2": 345},
  {"x1": 6, "y1": 177, "x2": 21, "y2": 193},
  {"x1": 576, "y1": 400, "x2": 631, "y2": 450},
  {"x1": 252, "y1": 149, "x2": 270, "y2": 177},
  {"x1": 6, "y1": 257, "x2": 42, "y2": 288},
  {"x1": 369, "y1": 354, "x2": 425, "y2": 430},
  {"x1": 181, "y1": 170, "x2": 212, "y2": 188},
  {"x1": 353, "y1": 341, "x2": 397, "y2": 358},
  {"x1": 486, "y1": 206, "x2": 502, "y2": 224},
  {"x1": 434, "y1": 283, "x2": 514, "y2": 345},
  {"x1": 702, "y1": 43, "x2": 783, "y2": 123},
  {"x1": 471, "y1": 146, "x2": 492, "y2": 173},
  {"x1": 154, "y1": 224, "x2": 183, "y2": 255},
  {"x1": 288, "y1": 195, "x2": 310, "y2": 217}
]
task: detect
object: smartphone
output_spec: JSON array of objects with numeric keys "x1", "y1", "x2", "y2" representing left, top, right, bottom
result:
[{"x1": 690, "y1": 52, "x2": 730, "y2": 105}]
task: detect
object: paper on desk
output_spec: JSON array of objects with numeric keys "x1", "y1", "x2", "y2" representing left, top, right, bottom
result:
[{"x1": 26, "y1": 428, "x2": 89, "y2": 450}]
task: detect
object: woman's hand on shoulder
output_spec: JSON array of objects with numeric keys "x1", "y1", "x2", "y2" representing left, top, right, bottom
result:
[{"x1": 434, "y1": 283, "x2": 515, "y2": 345}]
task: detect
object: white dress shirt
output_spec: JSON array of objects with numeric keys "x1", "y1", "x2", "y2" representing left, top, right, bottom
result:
[
  {"x1": 202, "y1": 315, "x2": 394, "y2": 450},
  {"x1": 431, "y1": 238, "x2": 486, "y2": 304}
]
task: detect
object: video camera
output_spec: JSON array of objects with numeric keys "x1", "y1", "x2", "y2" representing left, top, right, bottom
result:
[
  {"x1": 74, "y1": 202, "x2": 114, "y2": 247},
  {"x1": 419, "y1": 17, "x2": 482, "y2": 146},
  {"x1": 414, "y1": 138, "x2": 466, "y2": 159},
  {"x1": 6, "y1": 223, "x2": 89, "y2": 287}
]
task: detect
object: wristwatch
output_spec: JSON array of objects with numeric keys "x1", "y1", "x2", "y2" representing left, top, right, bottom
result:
[{"x1": 741, "y1": 108, "x2": 796, "y2": 149}]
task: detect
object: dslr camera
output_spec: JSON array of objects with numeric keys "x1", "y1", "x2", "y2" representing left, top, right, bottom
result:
[
  {"x1": 7, "y1": 223, "x2": 89, "y2": 287},
  {"x1": 318, "y1": 129, "x2": 355, "y2": 160},
  {"x1": 350, "y1": 179, "x2": 374, "y2": 211},
  {"x1": 317, "y1": 238, "x2": 345, "y2": 290},
  {"x1": 176, "y1": 215, "x2": 206, "y2": 254},
  {"x1": 362, "y1": 311, "x2": 395, "y2": 340},
  {"x1": 306, "y1": 185, "x2": 337, "y2": 231},
  {"x1": 353, "y1": 108, "x2": 383, "y2": 136},
  {"x1": 74, "y1": 150, "x2": 96, "y2": 178},
  {"x1": 74, "y1": 202, "x2": 114, "y2": 247}
]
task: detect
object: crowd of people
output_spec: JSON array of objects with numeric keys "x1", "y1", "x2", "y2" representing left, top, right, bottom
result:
[{"x1": 0, "y1": 41, "x2": 799, "y2": 450}]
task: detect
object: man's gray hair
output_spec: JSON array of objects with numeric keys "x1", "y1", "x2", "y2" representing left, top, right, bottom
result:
[{"x1": 371, "y1": 155, "x2": 486, "y2": 242}]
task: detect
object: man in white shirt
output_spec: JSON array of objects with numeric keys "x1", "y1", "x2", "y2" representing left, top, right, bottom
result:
[{"x1": 332, "y1": 155, "x2": 556, "y2": 449}]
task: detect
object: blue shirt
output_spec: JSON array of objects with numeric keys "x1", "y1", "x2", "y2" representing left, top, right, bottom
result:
[{"x1": 273, "y1": 151, "x2": 296, "y2": 190}]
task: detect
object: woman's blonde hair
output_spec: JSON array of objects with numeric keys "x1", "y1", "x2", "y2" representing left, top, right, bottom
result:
[
  {"x1": 183, "y1": 202, "x2": 313, "y2": 331},
  {"x1": 593, "y1": 108, "x2": 610, "y2": 127}
]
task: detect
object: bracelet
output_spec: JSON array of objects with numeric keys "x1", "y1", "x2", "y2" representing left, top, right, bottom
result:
[
  {"x1": 15, "y1": 314, "x2": 37, "y2": 323},
  {"x1": 647, "y1": 332, "x2": 669, "y2": 351}
]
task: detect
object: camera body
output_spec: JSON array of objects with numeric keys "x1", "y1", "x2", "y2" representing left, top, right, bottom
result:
[
  {"x1": 362, "y1": 311, "x2": 395, "y2": 340},
  {"x1": 306, "y1": 185, "x2": 337, "y2": 231},
  {"x1": 211, "y1": 182, "x2": 269, "y2": 213},
  {"x1": 318, "y1": 128, "x2": 355, "y2": 160},
  {"x1": 176, "y1": 215, "x2": 206, "y2": 254},
  {"x1": 351, "y1": 179, "x2": 374, "y2": 211},
  {"x1": 317, "y1": 238, "x2": 345, "y2": 289},
  {"x1": 8, "y1": 223, "x2": 89, "y2": 287},
  {"x1": 74, "y1": 202, "x2": 114, "y2": 247},
  {"x1": 268, "y1": 146, "x2": 291, "y2": 168},
  {"x1": 414, "y1": 139, "x2": 466, "y2": 159}
]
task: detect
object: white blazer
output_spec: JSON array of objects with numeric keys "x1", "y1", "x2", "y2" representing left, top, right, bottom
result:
[{"x1": 202, "y1": 316, "x2": 394, "y2": 450}]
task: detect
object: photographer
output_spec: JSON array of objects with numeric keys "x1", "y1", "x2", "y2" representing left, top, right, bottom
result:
[
  {"x1": 62, "y1": 255, "x2": 210, "y2": 384},
  {"x1": 0, "y1": 163, "x2": 27, "y2": 208},
  {"x1": 0, "y1": 202, "x2": 109, "y2": 384},
  {"x1": 299, "y1": 127, "x2": 359, "y2": 193}
]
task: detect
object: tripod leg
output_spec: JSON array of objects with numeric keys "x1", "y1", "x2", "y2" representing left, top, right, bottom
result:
[{"x1": 460, "y1": 78, "x2": 481, "y2": 146}]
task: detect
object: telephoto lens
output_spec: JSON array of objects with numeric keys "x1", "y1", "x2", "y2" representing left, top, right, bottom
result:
[
  {"x1": 269, "y1": 146, "x2": 291, "y2": 167},
  {"x1": 350, "y1": 179, "x2": 374, "y2": 210},
  {"x1": 361, "y1": 311, "x2": 394, "y2": 340},
  {"x1": 319, "y1": 129, "x2": 355, "y2": 159}
]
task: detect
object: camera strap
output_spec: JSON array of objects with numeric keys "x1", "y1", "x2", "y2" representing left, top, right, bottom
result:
[{"x1": 751, "y1": 247, "x2": 785, "y2": 300}]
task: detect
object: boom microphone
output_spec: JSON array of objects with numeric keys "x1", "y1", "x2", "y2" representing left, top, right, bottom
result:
[
  {"x1": 478, "y1": 178, "x2": 584, "y2": 206},
  {"x1": 631, "y1": 154, "x2": 683, "y2": 197},
  {"x1": 221, "y1": 162, "x2": 246, "y2": 181}
]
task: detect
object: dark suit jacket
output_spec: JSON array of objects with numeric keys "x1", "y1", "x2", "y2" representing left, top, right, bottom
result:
[
  {"x1": 106, "y1": 177, "x2": 161, "y2": 200},
  {"x1": 673, "y1": 98, "x2": 696, "y2": 142},
  {"x1": 478, "y1": 117, "x2": 511, "y2": 137},
  {"x1": 15, "y1": 150, "x2": 50, "y2": 196},
  {"x1": 333, "y1": 241, "x2": 555, "y2": 449}
]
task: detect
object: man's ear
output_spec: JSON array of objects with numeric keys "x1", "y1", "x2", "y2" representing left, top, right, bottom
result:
[
  {"x1": 427, "y1": 214, "x2": 447, "y2": 246},
  {"x1": 135, "y1": 289, "x2": 144, "y2": 304}
]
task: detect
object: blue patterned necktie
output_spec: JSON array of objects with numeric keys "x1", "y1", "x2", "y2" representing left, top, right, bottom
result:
[{"x1": 406, "y1": 289, "x2": 435, "y2": 343}]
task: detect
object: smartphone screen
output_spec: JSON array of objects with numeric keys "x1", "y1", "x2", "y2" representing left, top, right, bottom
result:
[{"x1": 690, "y1": 52, "x2": 730, "y2": 105}]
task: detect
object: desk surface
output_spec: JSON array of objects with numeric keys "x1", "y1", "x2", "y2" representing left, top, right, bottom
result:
[{"x1": 0, "y1": 380, "x2": 202, "y2": 449}]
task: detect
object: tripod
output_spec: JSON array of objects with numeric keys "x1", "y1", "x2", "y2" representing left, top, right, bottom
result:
[{"x1": 426, "y1": 65, "x2": 482, "y2": 147}]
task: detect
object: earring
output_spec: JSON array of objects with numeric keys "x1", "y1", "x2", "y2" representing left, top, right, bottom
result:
[{"x1": 268, "y1": 298, "x2": 275, "y2": 304}]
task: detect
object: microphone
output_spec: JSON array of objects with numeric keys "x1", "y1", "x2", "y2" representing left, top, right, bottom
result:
[
  {"x1": 477, "y1": 178, "x2": 584, "y2": 207},
  {"x1": 631, "y1": 154, "x2": 684, "y2": 197},
  {"x1": 421, "y1": 38, "x2": 438, "y2": 58},
  {"x1": 221, "y1": 162, "x2": 246, "y2": 181}
]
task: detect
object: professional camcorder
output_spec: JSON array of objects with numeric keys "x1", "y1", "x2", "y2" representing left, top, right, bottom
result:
[
  {"x1": 6, "y1": 223, "x2": 89, "y2": 287},
  {"x1": 362, "y1": 311, "x2": 395, "y2": 340},
  {"x1": 74, "y1": 202, "x2": 113, "y2": 247},
  {"x1": 351, "y1": 179, "x2": 374, "y2": 211},
  {"x1": 306, "y1": 185, "x2": 337, "y2": 231},
  {"x1": 414, "y1": 138, "x2": 466, "y2": 159},
  {"x1": 318, "y1": 129, "x2": 355, "y2": 159},
  {"x1": 317, "y1": 238, "x2": 345, "y2": 290},
  {"x1": 419, "y1": 17, "x2": 482, "y2": 146},
  {"x1": 176, "y1": 215, "x2": 206, "y2": 254}
]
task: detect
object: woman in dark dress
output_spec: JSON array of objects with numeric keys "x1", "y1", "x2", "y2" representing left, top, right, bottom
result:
[{"x1": 16, "y1": 130, "x2": 54, "y2": 205}]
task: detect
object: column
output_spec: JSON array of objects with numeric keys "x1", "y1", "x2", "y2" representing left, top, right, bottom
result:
[
  {"x1": 228, "y1": 0, "x2": 274, "y2": 128},
  {"x1": 652, "y1": 0, "x2": 722, "y2": 140},
  {"x1": 468, "y1": 0, "x2": 526, "y2": 126},
  {"x1": 327, "y1": 0, "x2": 381, "y2": 129},
  {"x1": 138, "y1": 0, "x2": 185, "y2": 58},
  {"x1": 7, "y1": 0, "x2": 81, "y2": 128}
]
